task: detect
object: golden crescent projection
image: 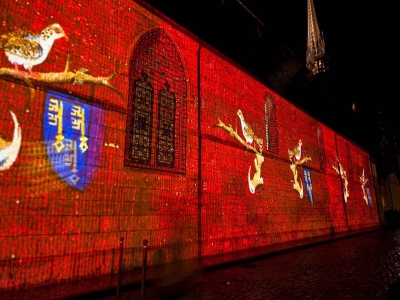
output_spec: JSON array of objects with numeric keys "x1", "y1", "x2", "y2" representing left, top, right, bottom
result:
[{"x1": 0, "y1": 111, "x2": 22, "y2": 171}]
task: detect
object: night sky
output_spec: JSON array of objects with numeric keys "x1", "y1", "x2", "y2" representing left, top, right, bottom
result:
[{"x1": 142, "y1": 0, "x2": 398, "y2": 159}]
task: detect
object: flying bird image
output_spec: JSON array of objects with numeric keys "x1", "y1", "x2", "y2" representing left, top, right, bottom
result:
[
  {"x1": 0, "y1": 23, "x2": 67, "y2": 72},
  {"x1": 236, "y1": 109, "x2": 263, "y2": 149}
]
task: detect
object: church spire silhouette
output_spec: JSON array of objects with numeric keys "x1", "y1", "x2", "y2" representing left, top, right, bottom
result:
[{"x1": 306, "y1": 0, "x2": 328, "y2": 74}]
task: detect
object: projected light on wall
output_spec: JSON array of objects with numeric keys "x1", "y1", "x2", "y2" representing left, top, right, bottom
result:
[
  {"x1": 333, "y1": 159, "x2": 349, "y2": 203},
  {"x1": 0, "y1": 0, "x2": 380, "y2": 292},
  {"x1": 44, "y1": 91, "x2": 105, "y2": 190},
  {"x1": 0, "y1": 111, "x2": 21, "y2": 171},
  {"x1": 288, "y1": 139, "x2": 311, "y2": 199},
  {"x1": 213, "y1": 108, "x2": 264, "y2": 194}
]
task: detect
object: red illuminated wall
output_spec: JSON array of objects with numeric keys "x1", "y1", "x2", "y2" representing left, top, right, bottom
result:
[{"x1": 0, "y1": 0, "x2": 380, "y2": 290}]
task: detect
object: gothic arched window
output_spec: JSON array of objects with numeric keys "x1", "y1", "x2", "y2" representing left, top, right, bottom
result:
[
  {"x1": 345, "y1": 143, "x2": 354, "y2": 180},
  {"x1": 317, "y1": 126, "x2": 327, "y2": 171},
  {"x1": 264, "y1": 93, "x2": 279, "y2": 154},
  {"x1": 125, "y1": 29, "x2": 187, "y2": 173}
]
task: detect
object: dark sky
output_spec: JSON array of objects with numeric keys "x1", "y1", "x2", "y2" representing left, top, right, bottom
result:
[{"x1": 142, "y1": 0, "x2": 398, "y2": 157}]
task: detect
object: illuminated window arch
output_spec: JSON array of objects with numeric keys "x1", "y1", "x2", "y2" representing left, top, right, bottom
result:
[
  {"x1": 125, "y1": 29, "x2": 187, "y2": 173},
  {"x1": 264, "y1": 93, "x2": 279, "y2": 154},
  {"x1": 317, "y1": 126, "x2": 327, "y2": 171},
  {"x1": 364, "y1": 155, "x2": 371, "y2": 175}
]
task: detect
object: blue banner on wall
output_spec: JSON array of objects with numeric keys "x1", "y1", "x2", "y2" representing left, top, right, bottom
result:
[
  {"x1": 366, "y1": 186, "x2": 372, "y2": 207},
  {"x1": 303, "y1": 167, "x2": 314, "y2": 204},
  {"x1": 44, "y1": 91, "x2": 105, "y2": 190}
]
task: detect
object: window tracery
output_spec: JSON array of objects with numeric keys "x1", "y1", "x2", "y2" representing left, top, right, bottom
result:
[{"x1": 125, "y1": 29, "x2": 187, "y2": 173}]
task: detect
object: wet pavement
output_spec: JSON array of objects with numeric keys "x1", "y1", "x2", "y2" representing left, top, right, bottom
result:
[{"x1": 4, "y1": 226, "x2": 400, "y2": 300}]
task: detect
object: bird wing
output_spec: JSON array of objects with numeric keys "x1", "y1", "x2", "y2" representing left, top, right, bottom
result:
[
  {"x1": 295, "y1": 149, "x2": 301, "y2": 160},
  {"x1": 4, "y1": 35, "x2": 43, "y2": 59},
  {"x1": 294, "y1": 143, "x2": 302, "y2": 160},
  {"x1": 1, "y1": 29, "x2": 34, "y2": 46},
  {"x1": 22, "y1": 33, "x2": 41, "y2": 43},
  {"x1": 244, "y1": 126, "x2": 254, "y2": 137}
]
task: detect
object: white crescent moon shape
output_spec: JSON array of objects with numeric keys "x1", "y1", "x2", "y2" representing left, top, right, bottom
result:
[
  {"x1": 299, "y1": 178, "x2": 303, "y2": 199},
  {"x1": 0, "y1": 111, "x2": 22, "y2": 171},
  {"x1": 248, "y1": 166, "x2": 255, "y2": 194}
]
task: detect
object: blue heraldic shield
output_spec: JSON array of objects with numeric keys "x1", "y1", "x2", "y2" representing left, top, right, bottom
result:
[
  {"x1": 44, "y1": 91, "x2": 105, "y2": 190},
  {"x1": 303, "y1": 167, "x2": 314, "y2": 204},
  {"x1": 366, "y1": 186, "x2": 372, "y2": 207}
]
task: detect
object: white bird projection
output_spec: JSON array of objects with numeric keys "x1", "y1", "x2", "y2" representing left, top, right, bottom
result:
[
  {"x1": 213, "y1": 110, "x2": 265, "y2": 194},
  {"x1": 0, "y1": 23, "x2": 67, "y2": 72},
  {"x1": 288, "y1": 139, "x2": 302, "y2": 161},
  {"x1": 236, "y1": 109, "x2": 263, "y2": 149},
  {"x1": 0, "y1": 111, "x2": 22, "y2": 171}
]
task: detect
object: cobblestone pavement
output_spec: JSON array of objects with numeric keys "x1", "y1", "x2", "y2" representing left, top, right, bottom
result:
[{"x1": 71, "y1": 228, "x2": 400, "y2": 300}]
